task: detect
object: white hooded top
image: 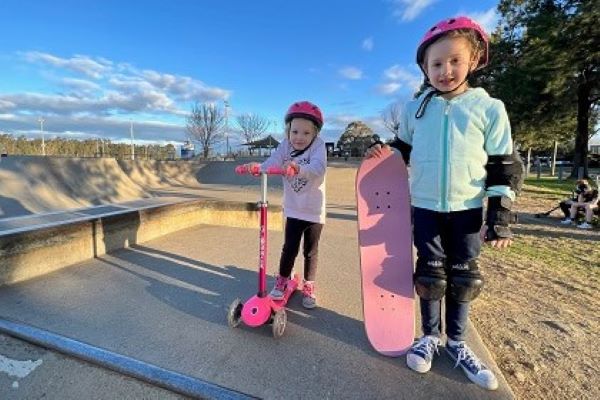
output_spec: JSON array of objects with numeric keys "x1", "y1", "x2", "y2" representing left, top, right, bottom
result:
[{"x1": 261, "y1": 137, "x2": 327, "y2": 224}]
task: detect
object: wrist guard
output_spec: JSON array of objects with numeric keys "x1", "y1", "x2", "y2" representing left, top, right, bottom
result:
[{"x1": 485, "y1": 196, "x2": 516, "y2": 241}]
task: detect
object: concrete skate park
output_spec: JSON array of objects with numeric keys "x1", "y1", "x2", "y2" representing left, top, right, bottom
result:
[{"x1": 0, "y1": 156, "x2": 514, "y2": 399}]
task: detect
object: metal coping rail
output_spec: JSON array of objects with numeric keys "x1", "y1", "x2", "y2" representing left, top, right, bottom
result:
[
  {"x1": 0, "y1": 199, "x2": 188, "y2": 237},
  {"x1": 0, "y1": 317, "x2": 259, "y2": 400}
]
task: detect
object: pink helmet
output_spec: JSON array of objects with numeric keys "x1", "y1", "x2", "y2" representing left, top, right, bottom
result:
[
  {"x1": 416, "y1": 16, "x2": 489, "y2": 71},
  {"x1": 285, "y1": 101, "x2": 324, "y2": 129}
]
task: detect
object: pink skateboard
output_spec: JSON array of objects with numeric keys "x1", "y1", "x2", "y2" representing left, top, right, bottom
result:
[{"x1": 356, "y1": 151, "x2": 414, "y2": 356}]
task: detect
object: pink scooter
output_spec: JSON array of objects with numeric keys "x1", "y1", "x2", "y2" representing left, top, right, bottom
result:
[{"x1": 227, "y1": 164, "x2": 300, "y2": 338}]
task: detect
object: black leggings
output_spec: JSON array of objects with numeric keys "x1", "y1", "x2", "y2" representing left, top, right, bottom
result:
[
  {"x1": 279, "y1": 217, "x2": 323, "y2": 281},
  {"x1": 560, "y1": 200, "x2": 572, "y2": 218}
]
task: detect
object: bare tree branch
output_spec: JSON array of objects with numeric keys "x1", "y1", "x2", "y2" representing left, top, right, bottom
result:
[
  {"x1": 381, "y1": 103, "x2": 403, "y2": 137},
  {"x1": 186, "y1": 102, "x2": 225, "y2": 158},
  {"x1": 236, "y1": 113, "x2": 270, "y2": 150}
]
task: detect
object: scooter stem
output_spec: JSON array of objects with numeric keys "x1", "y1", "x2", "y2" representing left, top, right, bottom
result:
[{"x1": 258, "y1": 172, "x2": 268, "y2": 297}]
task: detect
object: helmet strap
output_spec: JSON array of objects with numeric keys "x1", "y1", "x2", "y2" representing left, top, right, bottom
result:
[
  {"x1": 415, "y1": 73, "x2": 471, "y2": 119},
  {"x1": 290, "y1": 136, "x2": 316, "y2": 158}
]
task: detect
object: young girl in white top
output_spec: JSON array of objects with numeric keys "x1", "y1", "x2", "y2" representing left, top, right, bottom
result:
[{"x1": 243, "y1": 101, "x2": 327, "y2": 309}]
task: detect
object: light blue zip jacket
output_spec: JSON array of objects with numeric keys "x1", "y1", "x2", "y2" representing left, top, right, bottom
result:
[{"x1": 398, "y1": 87, "x2": 515, "y2": 212}]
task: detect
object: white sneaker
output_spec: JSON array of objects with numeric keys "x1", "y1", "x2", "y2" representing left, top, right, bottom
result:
[
  {"x1": 406, "y1": 335, "x2": 442, "y2": 373},
  {"x1": 446, "y1": 341, "x2": 498, "y2": 390},
  {"x1": 560, "y1": 218, "x2": 573, "y2": 225},
  {"x1": 577, "y1": 222, "x2": 592, "y2": 229}
]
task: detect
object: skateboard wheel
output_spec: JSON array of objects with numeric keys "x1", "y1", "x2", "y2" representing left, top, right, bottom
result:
[
  {"x1": 272, "y1": 309, "x2": 287, "y2": 338},
  {"x1": 227, "y1": 298, "x2": 243, "y2": 328}
]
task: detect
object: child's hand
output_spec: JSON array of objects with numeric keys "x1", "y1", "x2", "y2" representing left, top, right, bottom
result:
[
  {"x1": 245, "y1": 162, "x2": 261, "y2": 176},
  {"x1": 480, "y1": 225, "x2": 512, "y2": 249},
  {"x1": 365, "y1": 144, "x2": 391, "y2": 159},
  {"x1": 282, "y1": 161, "x2": 300, "y2": 175}
]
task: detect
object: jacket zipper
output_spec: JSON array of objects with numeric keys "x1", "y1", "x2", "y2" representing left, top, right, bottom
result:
[{"x1": 441, "y1": 102, "x2": 450, "y2": 211}]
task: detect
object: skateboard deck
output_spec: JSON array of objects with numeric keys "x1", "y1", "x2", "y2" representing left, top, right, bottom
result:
[{"x1": 356, "y1": 151, "x2": 414, "y2": 356}]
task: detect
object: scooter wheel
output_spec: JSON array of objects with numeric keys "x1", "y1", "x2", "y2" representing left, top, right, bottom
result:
[
  {"x1": 272, "y1": 309, "x2": 287, "y2": 339},
  {"x1": 227, "y1": 298, "x2": 243, "y2": 328}
]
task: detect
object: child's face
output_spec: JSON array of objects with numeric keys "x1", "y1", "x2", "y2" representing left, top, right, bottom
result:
[
  {"x1": 424, "y1": 36, "x2": 477, "y2": 99},
  {"x1": 288, "y1": 118, "x2": 317, "y2": 151}
]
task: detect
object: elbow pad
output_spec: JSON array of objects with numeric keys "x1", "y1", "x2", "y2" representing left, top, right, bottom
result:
[{"x1": 485, "y1": 150, "x2": 524, "y2": 195}]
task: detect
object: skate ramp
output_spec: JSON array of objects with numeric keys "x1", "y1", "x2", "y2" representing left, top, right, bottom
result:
[
  {"x1": 0, "y1": 156, "x2": 360, "y2": 220},
  {"x1": 0, "y1": 157, "x2": 222, "y2": 219},
  {"x1": 117, "y1": 159, "x2": 205, "y2": 189},
  {"x1": 0, "y1": 156, "x2": 149, "y2": 218}
]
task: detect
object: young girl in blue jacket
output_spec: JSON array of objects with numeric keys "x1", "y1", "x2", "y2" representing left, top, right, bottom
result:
[{"x1": 367, "y1": 16, "x2": 522, "y2": 391}]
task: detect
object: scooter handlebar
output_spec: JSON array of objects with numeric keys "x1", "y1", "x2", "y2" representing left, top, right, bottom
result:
[{"x1": 235, "y1": 164, "x2": 298, "y2": 176}]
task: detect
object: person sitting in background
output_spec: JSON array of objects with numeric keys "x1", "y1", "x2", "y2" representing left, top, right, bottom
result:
[
  {"x1": 561, "y1": 184, "x2": 599, "y2": 229},
  {"x1": 559, "y1": 179, "x2": 589, "y2": 219}
]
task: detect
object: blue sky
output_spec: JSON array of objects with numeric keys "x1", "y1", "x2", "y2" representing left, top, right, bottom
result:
[{"x1": 0, "y1": 0, "x2": 503, "y2": 151}]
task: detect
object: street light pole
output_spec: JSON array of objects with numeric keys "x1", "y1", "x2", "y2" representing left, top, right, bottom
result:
[
  {"x1": 224, "y1": 100, "x2": 230, "y2": 157},
  {"x1": 130, "y1": 120, "x2": 135, "y2": 161},
  {"x1": 38, "y1": 117, "x2": 45, "y2": 156}
]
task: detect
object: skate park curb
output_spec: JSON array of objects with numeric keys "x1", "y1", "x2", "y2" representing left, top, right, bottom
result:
[
  {"x1": 0, "y1": 199, "x2": 283, "y2": 287},
  {"x1": 0, "y1": 317, "x2": 258, "y2": 400}
]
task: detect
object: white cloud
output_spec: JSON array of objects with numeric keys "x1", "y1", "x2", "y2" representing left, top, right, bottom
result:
[
  {"x1": 0, "y1": 113, "x2": 185, "y2": 143},
  {"x1": 463, "y1": 8, "x2": 499, "y2": 35},
  {"x1": 377, "y1": 65, "x2": 422, "y2": 95},
  {"x1": 391, "y1": 0, "x2": 437, "y2": 22},
  {"x1": 362, "y1": 37, "x2": 374, "y2": 51},
  {"x1": 22, "y1": 51, "x2": 112, "y2": 79},
  {"x1": 61, "y1": 78, "x2": 101, "y2": 93},
  {"x1": 377, "y1": 82, "x2": 402, "y2": 95},
  {"x1": 1, "y1": 51, "x2": 233, "y2": 142},
  {"x1": 339, "y1": 66, "x2": 363, "y2": 80},
  {"x1": 0, "y1": 100, "x2": 16, "y2": 110}
]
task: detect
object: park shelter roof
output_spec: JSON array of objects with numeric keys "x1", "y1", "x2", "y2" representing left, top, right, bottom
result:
[{"x1": 243, "y1": 135, "x2": 280, "y2": 149}]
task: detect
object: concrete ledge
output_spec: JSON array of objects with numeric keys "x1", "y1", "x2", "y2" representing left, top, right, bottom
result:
[{"x1": 0, "y1": 199, "x2": 282, "y2": 286}]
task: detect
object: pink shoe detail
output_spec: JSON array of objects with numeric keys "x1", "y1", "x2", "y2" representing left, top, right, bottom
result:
[
  {"x1": 302, "y1": 280, "x2": 316, "y2": 309},
  {"x1": 270, "y1": 275, "x2": 288, "y2": 299}
]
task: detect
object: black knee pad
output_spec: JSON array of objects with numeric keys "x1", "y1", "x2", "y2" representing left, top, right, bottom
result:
[
  {"x1": 448, "y1": 260, "x2": 484, "y2": 302},
  {"x1": 414, "y1": 258, "x2": 447, "y2": 300}
]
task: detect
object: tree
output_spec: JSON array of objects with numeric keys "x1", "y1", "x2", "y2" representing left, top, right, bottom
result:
[
  {"x1": 236, "y1": 113, "x2": 270, "y2": 151},
  {"x1": 381, "y1": 103, "x2": 403, "y2": 137},
  {"x1": 485, "y1": 0, "x2": 599, "y2": 177},
  {"x1": 186, "y1": 102, "x2": 225, "y2": 158},
  {"x1": 337, "y1": 121, "x2": 375, "y2": 157}
]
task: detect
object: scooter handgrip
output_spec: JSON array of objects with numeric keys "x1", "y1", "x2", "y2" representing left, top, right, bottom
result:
[
  {"x1": 235, "y1": 164, "x2": 261, "y2": 175},
  {"x1": 265, "y1": 166, "x2": 298, "y2": 176}
]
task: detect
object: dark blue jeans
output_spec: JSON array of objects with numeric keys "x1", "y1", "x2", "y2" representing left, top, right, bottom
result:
[{"x1": 413, "y1": 207, "x2": 483, "y2": 341}]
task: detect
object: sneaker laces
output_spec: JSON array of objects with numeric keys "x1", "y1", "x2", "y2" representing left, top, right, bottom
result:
[
  {"x1": 453, "y1": 343, "x2": 483, "y2": 372},
  {"x1": 414, "y1": 336, "x2": 441, "y2": 358}
]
